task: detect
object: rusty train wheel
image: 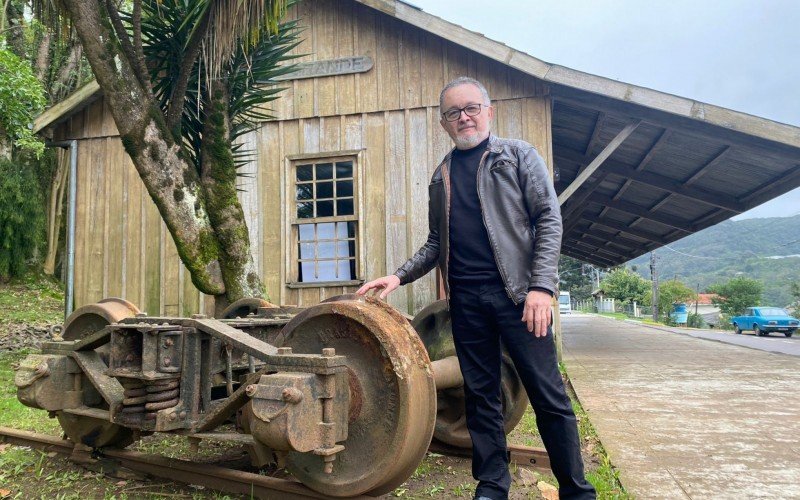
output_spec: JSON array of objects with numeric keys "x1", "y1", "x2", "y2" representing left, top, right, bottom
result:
[
  {"x1": 59, "y1": 299, "x2": 141, "y2": 448},
  {"x1": 271, "y1": 295, "x2": 436, "y2": 498},
  {"x1": 220, "y1": 298, "x2": 278, "y2": 319},
  {"x1": 412, "y1": 299, "x2": 529, "y2": 449},
  {"x1": 63, "y1": 298, "x2": 140, "y2": 341}
]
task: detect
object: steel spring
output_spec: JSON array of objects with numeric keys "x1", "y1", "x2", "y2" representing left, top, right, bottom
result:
[
  {"x1": 120, "y1": 378, "x2": 147, "y2": 415},
  {"x1": 144, "y1": 378, "x2": 181, "y2": 420}
]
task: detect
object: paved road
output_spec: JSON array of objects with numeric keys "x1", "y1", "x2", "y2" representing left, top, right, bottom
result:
[
  {"x1": 562, "y1": 314, "x2": 800, "y2": 499},
  {"x1": 620, "y1": 319, "x2": 800, "y2": 357}
]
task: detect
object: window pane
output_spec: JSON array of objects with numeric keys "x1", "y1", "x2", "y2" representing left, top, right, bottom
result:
[
  {"x1": 336, "y1": 161, "x2": 353, "y2": 178},
  {"x1": 349, "y1": 258, "x2": 356, "y2": 279},
  {"x1": 336, "y1": 198, "x2": 354, "y2": 216},
  {"x1": 296, "y1": 164, "x2": 313, "y2": 182},
  {"x1": 316, "y1": 181, "x2": 334, "y2": 199},
  {"x1": 296, "y1": 183, "x2": 313, "y2": 200},
  {"x1": 347, "y1": 221, "x2": 356, "y2": 238},
  {"x1": 336, "y1": 180, "x2": 353, "y2": 197},
  {"x1": 349, "y1": 240, "x2": 356, "y2": 257},
  {"x1": 337, "y1": 260, "x2": 353, "y2": 280},
  {"x1": 318, "y1": 260, "x2": 336, "y2": 281},
  {"x1": 299, "y1": 224, "x2": 315, "y2": 241},
  {"x1": 299, "y1": 242, "x2": 315, "y2": 259},
  {"x1": 336, "y1": 221, "x2": 349, "y2": 239},
  {"x1": 318, "y1": 242, "x2": 335, "y2": 258},
  {"x1": 317, "y1": 200, "x2": 334, "y2": 217},
  {"x1": 317, "y1": 222, "x2": 335, "y2": 239},
  {"x1": 316, "y1": 163, "x2": 333, "y2": 180},
  {"x1": 299, "y1": 261, "x2": 316, "y2": 282},
  {"x1": 336, "y1": 241, "x2": 352, "y2": 258},
  {"x1": 297, "y1": 202, "x2": 314, "y2": 219}
]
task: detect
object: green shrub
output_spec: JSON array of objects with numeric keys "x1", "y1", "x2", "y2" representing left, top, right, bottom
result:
[
  {"x1": 687, "y1": 312, "x2": 706, "y2": 328},
  {"x1": 0, "y1": 157, "x2": 46, "y2": 279}
]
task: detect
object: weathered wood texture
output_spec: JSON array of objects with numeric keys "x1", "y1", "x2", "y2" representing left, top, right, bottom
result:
[{"x1": 61, "y1": 0, "x2": 555, "y2": 315}]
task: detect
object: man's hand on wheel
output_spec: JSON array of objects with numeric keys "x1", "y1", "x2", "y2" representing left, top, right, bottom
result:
[
  {"x1": 356, "y1": 275, "x2": 401, "y2": 300},
  {"x1": 522, "y1": 290, "x2": 552, "y2": 337}
]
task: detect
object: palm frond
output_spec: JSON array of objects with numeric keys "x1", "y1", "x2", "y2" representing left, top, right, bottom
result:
[{"x1": 138, "y1": 0, "x2": 300, "y2": 172}]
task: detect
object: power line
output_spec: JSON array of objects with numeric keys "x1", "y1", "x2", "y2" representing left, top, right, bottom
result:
[{"x1": 661, "y1": 244, "x2": 725, "y2": 260}]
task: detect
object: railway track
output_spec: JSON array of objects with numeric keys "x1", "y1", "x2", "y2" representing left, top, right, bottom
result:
[{"x1": 0, "y1": 426, "x2": 549, "y2": 499}]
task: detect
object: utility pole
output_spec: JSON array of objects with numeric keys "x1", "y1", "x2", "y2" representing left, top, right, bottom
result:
[
  {"x1": 650, "y1": 252, "x2": 659, "y2": 322},
  {"x1": 695, "y1": 283, "x2": 700, "y2": 316}
]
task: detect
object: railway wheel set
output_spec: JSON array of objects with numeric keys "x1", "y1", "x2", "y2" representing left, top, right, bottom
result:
[{"x1": 13, "y1": 294, "x2": 533, "y2": 497}]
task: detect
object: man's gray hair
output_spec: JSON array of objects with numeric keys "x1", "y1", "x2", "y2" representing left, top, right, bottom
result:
[{"x1": 439, "y1": 77, "x2": 491, "y2": 112}]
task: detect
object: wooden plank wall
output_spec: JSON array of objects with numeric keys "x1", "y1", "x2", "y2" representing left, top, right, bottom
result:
[
  {"x1": 267, "y1": 0, "x2": 546, "y2": 122},
  {"x1": 63, "y1": 0, "x2": 555, "y2": 316}
]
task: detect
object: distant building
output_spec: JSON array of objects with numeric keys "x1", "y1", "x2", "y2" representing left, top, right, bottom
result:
[{"x1": 695, "y1": 293, "x2": 721, "y2": 327}]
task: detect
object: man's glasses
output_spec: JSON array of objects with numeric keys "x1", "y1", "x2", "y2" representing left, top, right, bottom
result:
[{"x1": 441, "y1": 103, "x2": 488, "y2": 122}]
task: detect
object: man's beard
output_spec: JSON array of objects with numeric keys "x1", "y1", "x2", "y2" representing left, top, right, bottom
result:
[{"x1": 453, "y1": 132, "x2": 484, "y2": 150}]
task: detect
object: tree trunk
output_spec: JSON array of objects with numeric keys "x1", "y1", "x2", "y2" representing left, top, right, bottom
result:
[
  {"x1": 35, "y1": 31, "x2": 52, "y2": 82},
  {"x1": 200, "y1": 81, "x2": 265, "y2": 307},
  {"x1": 62, "y1": 0, "x2": 226, "y2": 296},
  {"x1": 44, "y1": 148, "x2": 68, "y2": 275},
  {"x1": 52, "y1": 43, "x2": 82, "y2": 101}
]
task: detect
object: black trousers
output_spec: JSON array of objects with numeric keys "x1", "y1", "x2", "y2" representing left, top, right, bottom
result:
[{"x1": 449, "y1": 280, "x2": 596, "y2": 500}]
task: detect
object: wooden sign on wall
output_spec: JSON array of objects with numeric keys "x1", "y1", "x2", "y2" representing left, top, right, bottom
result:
[{"x1": 274, "y1": 56, "x2": 374, "y2": 81}]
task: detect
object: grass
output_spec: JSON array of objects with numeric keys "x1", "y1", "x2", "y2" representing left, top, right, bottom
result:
[
  {"x1": 0, "y1": 273, "x2": 64, "y2": 326},
  {"x1": 566, "y1": 382, "x2": 631, "y2": 499},
  {"x1": 0, "y1": 350, "x2": 61, "y2": 434}
]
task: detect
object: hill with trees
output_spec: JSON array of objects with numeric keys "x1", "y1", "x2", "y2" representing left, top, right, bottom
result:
[{"x1": 627, "y1": 214, "x2": 800, "y2": 307}]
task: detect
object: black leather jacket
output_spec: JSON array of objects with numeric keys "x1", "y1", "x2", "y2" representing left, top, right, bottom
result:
[{"x1": 393, "y1": 134, "x2": 562, "y2": 304}]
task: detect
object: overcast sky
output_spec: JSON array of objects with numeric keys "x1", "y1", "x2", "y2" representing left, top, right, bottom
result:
[{"x1": 411, "y1": 0, "x2": 800, "y2": 220}]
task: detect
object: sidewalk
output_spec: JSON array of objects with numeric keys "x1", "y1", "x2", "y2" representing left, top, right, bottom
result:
[{"x1": 561, "y1": 313, "x2": 800, "y2": 499}]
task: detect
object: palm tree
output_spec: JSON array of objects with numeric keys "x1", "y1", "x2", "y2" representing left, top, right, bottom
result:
[{"x1": 44, "y1": 0, "x2": 298, "y2": 309}]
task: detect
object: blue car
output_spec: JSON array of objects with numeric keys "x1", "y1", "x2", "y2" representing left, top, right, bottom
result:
[{"x1": 731, "y1": 307, "x2": 799, "y2": 337}]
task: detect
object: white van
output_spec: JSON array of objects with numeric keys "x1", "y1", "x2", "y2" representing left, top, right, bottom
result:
[{"x1": 558, "y1": 291, "x2": 572, "y2": 314}]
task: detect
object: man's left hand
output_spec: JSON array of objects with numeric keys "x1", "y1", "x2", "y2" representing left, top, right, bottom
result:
[{"x1": 521, "y1": 290, "x2": 552, "y2": 337}]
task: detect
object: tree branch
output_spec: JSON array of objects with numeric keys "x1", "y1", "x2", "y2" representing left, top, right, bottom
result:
[
  {"x1": 165, "y1": 10, "x2": 211, "y2": 133},
  {"x1": 132, "y1": 0, "x2": 147, "y2": 86},
  {"x1": 104, "y1": 0, "x2": 152, "y2": 95}
]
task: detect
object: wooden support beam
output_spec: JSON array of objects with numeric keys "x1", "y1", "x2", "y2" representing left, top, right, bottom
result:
[
  {"x1": 562, "y1": 247, "x2": 616, "y2": 267},
  {"x1": 628, "y1": 145, "x2": 732, "y2": 215},
  {"x1": 585, "y1": 217, "x2": 670, "y2": 245},
  {"x1": 741, "y1": 164, "x2": 800, "y2": 209},
  {"x1": 683, "y1": 146, "x2": 731, "y2": 185},
  {"x1": 608, "y1": 164, "x2": 743, "y2": 212},
  {"x1": 587, "y1": 193, "x2": 694, "y2": 233},
  {"x1": 556, "y1": 145, "x2": 744, "y2": 213},
  {"x1": 559, "y1": 169, "x2": 610, "y2": 220},
  {"x1": 575, "y1": 233, "x2": 637, "y2": 257},
  {"x1": 558, "y1": 121, "x2": 641, "y2": 204},
  {"x1": 568, "y1": 237, "x2": 629, "y2": 260},
  {"x1": 575, "y1": 227, "x2": 646, "y2": 253},
  {"x1": 611, "y1": 128, "x2": 671, "y2": 201},
  {"x1": 567, "y1": 239, "x2": 626, "y2": 262},
  {"x1": 582, "y1": 112, "x2": 606, "y2": 159}
]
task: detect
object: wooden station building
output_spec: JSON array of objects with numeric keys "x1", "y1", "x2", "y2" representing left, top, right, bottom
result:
[{"x1": 35, "y1": 0, "x2": 800, "y2": 318}]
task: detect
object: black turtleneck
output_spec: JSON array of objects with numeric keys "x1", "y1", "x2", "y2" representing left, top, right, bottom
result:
[{"x1": 447, "y1": 136, "x2": 504, "y2": 286}]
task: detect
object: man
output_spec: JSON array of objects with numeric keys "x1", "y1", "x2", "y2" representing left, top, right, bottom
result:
[{"x1": 356, "y1": 77, "x2": 595, "y2": 500}]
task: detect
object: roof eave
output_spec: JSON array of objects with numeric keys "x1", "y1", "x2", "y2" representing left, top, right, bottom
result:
[{"x1": 357, "y1": 0, "x2": 800, "y2": 150}]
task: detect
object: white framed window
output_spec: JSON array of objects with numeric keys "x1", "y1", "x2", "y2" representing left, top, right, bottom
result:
[{"x1": 286, "y1": 151, "x2": 364, "y2": 287}]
